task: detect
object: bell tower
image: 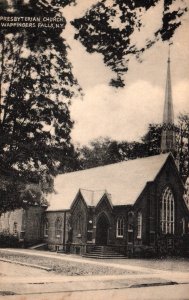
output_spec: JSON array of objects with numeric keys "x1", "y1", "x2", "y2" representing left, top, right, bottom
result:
[{"x1": 161, "y1": 47, "x2": 175, "y2": 153}]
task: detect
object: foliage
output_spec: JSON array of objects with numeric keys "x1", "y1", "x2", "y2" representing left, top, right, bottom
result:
[
  {"x1": 176, "y1": 113, "x2": 189, "y2": 181},
  {"x1": 77, "y1": 117, "x2": 189, "y2": 181},
  {"x1": 141, "y1": 124, "x2": 162, "y2": 156},
  {"x1": 72, "y1": 0, "x2": 187, "y2": 87},
  {"x1": 0, "y1": 233, "x2": 20, "y2": 248},
  {"x1": 77, "y1": 137, "x2": 146, "y2": 170},
  {"x1": 0, "y1": 0, "x2": 81, "y2": 211},
  {"x1": 78, "y1": 137, "x2": 121, "y2": 169}
]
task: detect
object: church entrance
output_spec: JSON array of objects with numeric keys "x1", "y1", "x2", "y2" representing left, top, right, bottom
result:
[{"x1": 96, "y1": 214, "x2": 110, "y2": 245}]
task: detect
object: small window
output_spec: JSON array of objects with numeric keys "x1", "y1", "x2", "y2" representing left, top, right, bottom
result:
[
  {"x1": 116, "y1": 217, "x2": 124, "y2": 238},
  {"x1": 13, "y1": 222, "x2": 18, "y2": 235},
  {"x1": 137, "y1": 212, "x2": 142, "y2": 239},
  {"x1": 44, "y1": 219, "x2": 48, "y2": 237},
  {"x1": 55, "y1": 218, "x2": 62, "y2": 238}
]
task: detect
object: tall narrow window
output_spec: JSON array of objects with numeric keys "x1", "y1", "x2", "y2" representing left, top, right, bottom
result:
[
  {"x1": 44, "y1": 219, "x2": 48, "y2": 237},
  {"x1": 137, "y1": 212, "x2": 142, "y2": 239},
  {"x1": 160, "y1": 187, "x2": 175, "y2": 234},
  {"x1": 13, "y1": 222, "x2": 18, "y2": 235},
  {"x1": 116, "y1": 217, "x2": 124, "y2": 238},
  {"x1": 128, "y1": 212, "x2": 134, "y2": 243},
  {"x1": 55, "y1": 218, "x2": 62, "y2": 238},
  {"x1": 182, "y1": 218, "x2": 185, "y2": 235}
]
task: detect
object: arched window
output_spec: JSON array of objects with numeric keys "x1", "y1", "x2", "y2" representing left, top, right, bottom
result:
[
  {"x1": 55, "y1": 218, "x2": 62, "y2": 238},
  {"x1": 116, "y1": 217, "x2": 124, "y2": 238},
  {"x1": 160, "y1": 187, "x2": 175, "y2": 234},
  {"x1": 44, "y1": 219, "x2": 48, "y2": 237},
  {"x1": 137, "y1": 212, "x2": 142, "y2": 239}
]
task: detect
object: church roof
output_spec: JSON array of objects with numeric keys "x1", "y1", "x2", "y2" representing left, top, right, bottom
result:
[
  {"x1": 47, "y1": 153, "x2": 170, "y2": 211},
  {"x1": 80, "y1": 189, "x2": 107, "y2": 207}
]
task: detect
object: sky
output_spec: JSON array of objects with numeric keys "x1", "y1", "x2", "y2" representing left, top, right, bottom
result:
[{"x1": 63, "y1": 0, "x2": 189, "y2": 146}]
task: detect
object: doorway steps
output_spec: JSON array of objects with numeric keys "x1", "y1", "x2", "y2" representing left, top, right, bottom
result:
[
  {"x1": 29, "y1": 243, "x2": 48, "y2": 250},
  {"x1": 83, "y1": 246, "x2": 126, "y2": 259}
]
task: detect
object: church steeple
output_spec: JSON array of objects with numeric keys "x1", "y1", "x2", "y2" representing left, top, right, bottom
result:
[{"x1": 161, "y1": 47, "x2": 175, "y2": 153}]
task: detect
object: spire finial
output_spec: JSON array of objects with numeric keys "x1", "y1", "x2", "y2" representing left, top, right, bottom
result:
[{"x1": 168, "y1": 41, "x2": 173, "y2": 63}]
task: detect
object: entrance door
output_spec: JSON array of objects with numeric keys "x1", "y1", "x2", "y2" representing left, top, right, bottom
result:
[{"x1": 96, "y1": 214, "x2": 110, "y2": 245}]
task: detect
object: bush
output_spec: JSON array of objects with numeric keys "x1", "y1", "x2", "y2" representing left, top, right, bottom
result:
[
  {"x1": 0, "y1": 233, "x2": 20, "y2": 248},
  {"x1": 134, "y1": 245, "x2": 156, "y2": 258}
]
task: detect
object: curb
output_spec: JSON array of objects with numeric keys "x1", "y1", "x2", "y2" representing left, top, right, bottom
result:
[{"x1": 0, "y1": 258, "x2": 52, "y2": 271}]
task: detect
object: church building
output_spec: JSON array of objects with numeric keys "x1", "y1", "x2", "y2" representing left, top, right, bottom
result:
[{"x1": 0, "y1": 56, "x2": 189, "y2": 258}]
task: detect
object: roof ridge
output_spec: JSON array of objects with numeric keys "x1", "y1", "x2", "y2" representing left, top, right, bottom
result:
[
  {"x1": 80, "y1": 188, "x2": 106, "y2": 192},
  {"x1": 56, "y1": 153, "x2": 170, "y2": 178}
]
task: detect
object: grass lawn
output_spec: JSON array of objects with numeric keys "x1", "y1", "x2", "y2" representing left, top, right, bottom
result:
[{"x1": 0, "y1": 250, "x2": 137, "y2": 276}]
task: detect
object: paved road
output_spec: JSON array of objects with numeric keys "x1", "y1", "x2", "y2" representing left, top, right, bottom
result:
[{"x1": 0, "y1": 249, "x2": 189, "y2": 299}]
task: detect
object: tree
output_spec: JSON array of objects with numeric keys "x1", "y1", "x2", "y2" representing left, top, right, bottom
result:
[
  {"x1": 78, "y1": 137, "x2": 117, "y2": 169},
  {"x1": 72, "y1": 0, "x2": 187, "y2": 87},
  {"x1": 0, "y1": 0, "x2": 81, "y2": 211},
  {"x1": 78, "y1": 137, "x2": 147, "y2": 169},
  {"x1": 176, "y1": 113, "x2": 189, "y2": 181},
  {"x1": 141, "y1": 124, "x2": 162, "y2": 156},
  {"x1": 77, "y1": 118, "x2": 189, "y2": 182}
]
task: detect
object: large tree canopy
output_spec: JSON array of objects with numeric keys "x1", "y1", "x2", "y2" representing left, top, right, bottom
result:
[
  {"x1": 72, "y1": 0, "x2": 187, "y2": 87},
  {"x1": 0, "y1": 0, "x2": 81, "y2": 179},
  {"x1": 78, "y1": 115, "x2": 189, "y2": 181},
  {"x1": 0, "y1": 0, "x2": 81, "y2": 211}
]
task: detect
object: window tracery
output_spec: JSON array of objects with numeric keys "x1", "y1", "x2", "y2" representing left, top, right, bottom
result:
[{"x1": 160, "y1": 187, "x2": 175, "y2": 234}]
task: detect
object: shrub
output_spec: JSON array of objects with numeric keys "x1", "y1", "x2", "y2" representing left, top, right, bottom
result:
[{"x1": 0, "y1": 233, "x2": 20, "y2": 248}]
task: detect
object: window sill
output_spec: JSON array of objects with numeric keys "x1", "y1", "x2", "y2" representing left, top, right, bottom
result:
[{"x1": 116, "y1": 236, "x2": 124, "y2": 239}]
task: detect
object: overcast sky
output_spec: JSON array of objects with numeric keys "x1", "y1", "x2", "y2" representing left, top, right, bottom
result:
[{"x1": 63, "y1": 0, "x2": 189, "y2": 146}]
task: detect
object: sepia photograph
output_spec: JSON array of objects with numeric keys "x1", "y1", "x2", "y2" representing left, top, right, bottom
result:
[{"x1": 0, "y1": 0, "x2": 189, "y2": 299}]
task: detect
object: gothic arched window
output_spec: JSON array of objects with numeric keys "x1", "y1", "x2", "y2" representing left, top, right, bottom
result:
[
  {"x1": 137, "y1": 212, "x2": 142, "y2": 239},
  {"x1": 55, "y1": 218, "x2": 62, "y2": 238},
  {"x1": 160, "y1": 187, "x2": 175, "y2": 234},
  {"x1": 44, "y1": 219, "x2": 48, "y2": 237},
  {"x1": 116, "y1": 217, "x2": 124, "y2": 238}
]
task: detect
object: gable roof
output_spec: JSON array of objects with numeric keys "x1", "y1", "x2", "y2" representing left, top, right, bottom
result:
[
  {"x1": 47, "y1": 153, "x2": 170, "y2": 211},
  {"x1": 80, "y1": 189, "x2": 107, "y2": 207}
]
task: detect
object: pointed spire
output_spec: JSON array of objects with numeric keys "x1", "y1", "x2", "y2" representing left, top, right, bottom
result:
[{"x1": 161, "y1": 44, "x2": 175, "y2": 153}]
